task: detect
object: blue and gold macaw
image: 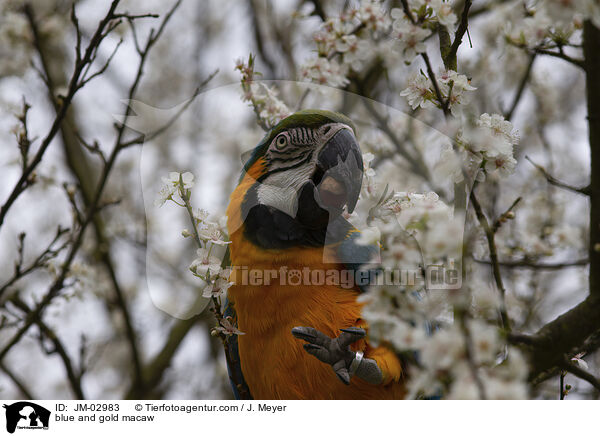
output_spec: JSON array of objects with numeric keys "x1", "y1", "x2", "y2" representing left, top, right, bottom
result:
[{"x1": 224, "y1": 109, "x2": 405, "y2": 399}]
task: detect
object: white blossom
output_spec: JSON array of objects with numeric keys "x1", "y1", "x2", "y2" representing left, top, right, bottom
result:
[
  {"x1": 355, "y1": 0, "x2": 390, "y2": 32},
  {"x1": 197, "y1": 222, "x2": 231, "y2": 246},
  {"x1": 400, "y1": 73, "x2": 434, "y2": 109},
  {"x1": 477, "y1": 113, "x2": 519, "y2": 145},
  {"x1": 189, "y1": 248, "x2": 222, "y2": 278},
  {"x1": 301, "y1": 57, "x2": 350, "y2": 87},
  {"x1": 336, "y1": 35, "x2": 373, "y2": 71},
  {"x1": 236, "y1": 56, "x2": 290, "y2": 128},
  {"x1": 194, "y1": 208, "x2": 209, "y2": 223},
  {"x1": 571, "y1": 356, "x2": 589, "y2": 370},
  {"x1": 154, "y1": 171, "x2": 194, "y2": 206},
  {"x1": 155, "y1": 183, "x2": 176, "y2": 207},
  {"x1": 214, "y1": 317, "x2": 245, "y2": 336},
  {"x1": 421, "y1": 326, "x2": 465, "y2": 370},
  {"x1": 438, "y1": 70, "x2": 477, "y2": 115},
  {"x1": 392, "y1": 18, "x2": 431, "y2": 60},
  {"x1": 469, "y1": 319, "x2": 500, "y2": 365},
  {"x1": 506, "y1": 11, "x2": 552, "y2": 46},
  {"x1": 461, "y1": 113, "x2": 519, "y2": 177},
  {"x1": 431, "y1": 0, "x2": 458, "y2": 29},
  {"x1": 389, "y1": 320, "x2": 427, "y2": 350},
  {"x1": 203, "y1": 276, "x2": 234, "y2": 299}
]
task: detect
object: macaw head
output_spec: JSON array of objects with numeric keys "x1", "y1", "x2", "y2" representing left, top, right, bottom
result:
[{"x1": 228, "y1": 109, "x2": 364, "y2": 249}]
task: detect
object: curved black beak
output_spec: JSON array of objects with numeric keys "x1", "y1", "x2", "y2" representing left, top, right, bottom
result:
[{"x1": 314, "y1": 128, "x2": 363, "y2": 214}]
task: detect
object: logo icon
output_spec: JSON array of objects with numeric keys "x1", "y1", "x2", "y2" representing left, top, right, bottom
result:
[{"x1": 3, "y1": 402, "x2": 50, "y2": 434}]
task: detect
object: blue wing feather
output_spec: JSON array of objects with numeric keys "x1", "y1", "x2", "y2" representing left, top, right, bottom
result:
[
  {"x1": 334, "y1": 225, "x2": 380, "y2": 293},
  {"x1": 223, "y1": 299, "x2": 253, "y2": 400}
]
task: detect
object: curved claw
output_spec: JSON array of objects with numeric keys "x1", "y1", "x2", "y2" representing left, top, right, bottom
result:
[
  {"x1": 338, "y1": 327, "x2": 366, "y2": 348},
  {"x1": 292, "y1": 327, "x2": 330, "y2": 345},
  {"x1": 292, "y1": 325, "x2": 364, "y2": 385},
  {"x1": 332, "y1": 360, "x2": 350, "y2": 385}
]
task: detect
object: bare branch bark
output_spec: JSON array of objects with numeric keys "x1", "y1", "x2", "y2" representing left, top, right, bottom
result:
[
  {"x1": 0, "y1": 0, "x2": 184, "y2": 368},
  {"x1": 506, "y1": 27, "x2": 600, "y2": 373},
  {"x1": 443, "y1": 0, "x2": 472, "y2": 71},
  {"x1": 585, "y1": 20, "x2": 600, "y2": 300},
  {"x1": 24, "y1": 3, "x2": 144, "y2": 391},
  {"x1": 0, "y1": 1, "x2": 122, "y2": 228}
]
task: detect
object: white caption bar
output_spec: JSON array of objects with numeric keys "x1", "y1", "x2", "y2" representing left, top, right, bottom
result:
[{"x1": 0, "y1": 400, "x2": 595, "y2": 436}]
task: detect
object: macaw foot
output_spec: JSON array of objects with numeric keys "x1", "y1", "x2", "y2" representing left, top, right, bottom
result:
[{"x1": 291, "y1": 326, "x2": 383, "y2": 385}]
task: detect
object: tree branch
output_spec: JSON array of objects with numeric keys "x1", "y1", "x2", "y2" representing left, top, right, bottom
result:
[
  {"x1": 526, "y1": 156, "x2": 591, "y2": 196},
  {"x1": 532, "y1": 48, "x2": 585, "y2": 70},
  {"x1": 0, "y1": 1, "x2": 122, "y2": 229},
  {"x1": 584, "y1": 20, "x2": 600, "y2": 299},
  {"x1": 0, "y1": 227, "x2": 69, "y2": 302},
  {"x1": 504, "y1": 54, "x2": 536, "y2": 121},
  {"x1": 24, "y1": 2, "x2": 145, "y2": 392},
  {"x1": 561, "y1": 358, "x2": 600, "y2": 392},
  {"x1": 444, "y1": 0, "x2": 472, "y2": 71},
  {"x1": 10, "y1": 296, "x2": 85, "y2": 399},
  {"x1": 0, "y1": 0, "x2": 183, "y2": 368},
  {"x1": 470, "y1": 185, "x2": 511, "y2": 331},
  {"x1": 119, "y1": 69, "x2": 218, "y2": 148}
]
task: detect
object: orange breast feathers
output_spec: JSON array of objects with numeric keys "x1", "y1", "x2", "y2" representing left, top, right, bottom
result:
[{"x1": 226, "y1": 173, "x2": 405, "y2": 399}]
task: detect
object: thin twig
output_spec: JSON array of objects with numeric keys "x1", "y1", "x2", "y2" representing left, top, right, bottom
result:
[
  {"x1": 526, "y1": 156, "x2": 591, "y2": 195},
  {"x1": 78, "y1": 38, "x2": 124, "y2": 89},
  {"x1": 504, "y1": 54, "x2": 536, "y2": 121},
  {"x1": 119, "y1": 69, "x2": 218, "y2": 148},
  {"x1": 421, "y1": 52, "x2": 449, "y2": 115},
  {"x1": 10, "y1": 296, "x2": 85, "y2": 399},
  {"x1": 74, "y1": 132, "x2": 107, "y2": 164},
  {"x1": 562, "y1": 358, "x2": 600, "y2": 392},
  {"x1": 492, "y1": 196, "x2": 521, "y2": 232},
  {"x1": 532, "y1": 48, "x2": 585, "y2": 69},
  {"x1": 0, "y1": 227, "x2": 69, "y2": 301},
  {"x1": 0, "y1": 1, "x2": 122, "y2": 228},
  {"x1": 470, "y1": 186, "x2": 511, "y2": 331},
  {"x1": 0, "y1": 0, "x2": 184, "y2": 366}
]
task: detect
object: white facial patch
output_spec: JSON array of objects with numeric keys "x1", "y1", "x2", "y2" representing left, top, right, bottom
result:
[
  {"x1": 257, "y1": 164, "x2": 315, "y2": 217},
  {"x1": 256, "y1": 122, "x2": 354, "y2": 217}
]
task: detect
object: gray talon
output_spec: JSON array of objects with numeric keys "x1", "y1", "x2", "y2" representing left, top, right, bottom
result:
[{"x1": 292, "y1": 325, "x2": 383, "y2": 385}]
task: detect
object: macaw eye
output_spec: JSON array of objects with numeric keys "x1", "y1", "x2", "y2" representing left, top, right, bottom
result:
[{"x1": 275, "y1": 134, "x2": 288, "y2": 150}]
